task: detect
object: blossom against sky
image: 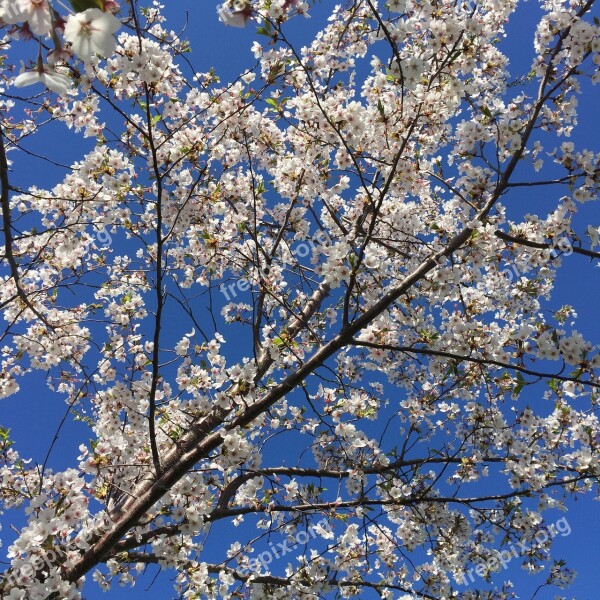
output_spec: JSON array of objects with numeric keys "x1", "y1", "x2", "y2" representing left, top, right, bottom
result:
[{"x1": 4, "y1": 3, "x2": 597, "y2": 598}]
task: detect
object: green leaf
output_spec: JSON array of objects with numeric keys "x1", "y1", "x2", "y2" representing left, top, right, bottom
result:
[
  {"x1": 513, "y1": 371, "x2": 526, "y2": 397},
  {"x1": 256, "y1": 18, "x2": 272, "y2": 36},
  {"x1": 0, "y1": 426, "x2": 11, "y2": 444},
  {"x1": 69, "y1": 0, "x2": 103, "y2": 12},
  {"x1": 481, "y1": 105, "x2": 493, "y2": 119},
  {"x1": 569, "y1": 367, "x2": 583, "y2": 380},
  {"x1": 442, "y1": 362, "x2": 460, "y2": 383}
]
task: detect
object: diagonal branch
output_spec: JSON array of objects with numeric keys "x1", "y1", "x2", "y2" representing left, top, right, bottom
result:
[
  {"x1": 495, "y1": 229, "x2": 600, "y2": 260},
  {"x1": 351, "y1": 340, "x2": 600, "y2": 390}
]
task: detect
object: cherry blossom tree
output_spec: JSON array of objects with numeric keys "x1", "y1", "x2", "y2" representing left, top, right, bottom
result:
[{"x1": 0, "y1": 0, "x2": 599, "y2": 598}]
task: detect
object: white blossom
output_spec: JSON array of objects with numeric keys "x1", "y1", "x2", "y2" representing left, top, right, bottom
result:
[
  {"x1": 64, "y1": 8, "x2": 121, "y2": 60},
  {"x1": 13, "y1": 63, "x2": 71, "y2": 93},
  {"x1": 0, "y1": 0, "x2": 52, "y2": 35},
  {"x1": 218, "y1": 2, "x2": 252, "y2": 27}
]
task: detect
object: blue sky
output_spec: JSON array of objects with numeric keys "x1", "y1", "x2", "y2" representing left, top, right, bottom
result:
[{"x1": 1, "y1": 1, "x2": 600, "y2": 598}]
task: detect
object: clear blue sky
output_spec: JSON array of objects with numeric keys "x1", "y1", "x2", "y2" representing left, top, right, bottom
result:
[{"x1": 1, "y1": 1, "x2": 599, "y2": 598}]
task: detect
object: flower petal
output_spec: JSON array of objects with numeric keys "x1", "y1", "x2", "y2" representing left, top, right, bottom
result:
[
  {"x1": 13, "y1": 71, "x2": 42, "y2": 88},
  {"x1": 64, "y1": 8, "x2": 121, "y2": 60},
  {"x1": 42, "y1": 72, "x2": 72, "y2": 94},
  {"x1": 13, "y1": 68, "x2": 71, "y2": 93}
]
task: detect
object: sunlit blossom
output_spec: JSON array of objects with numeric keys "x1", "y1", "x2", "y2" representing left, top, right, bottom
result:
[
  {"x1": 217, "y1": 1, "x2": 253, "y2": 27},
  {"x1": 1, "y1": 0, "x2": 53, "y2": 35},
  {"x1": 13, "y1": 62, "x2": 71, "y2": 93},
  {"x1": 0, "y1": 0, "x2": 599, "y2": 598},
  {"x1": 63, "y1": 8, "x2": 121, "y2": 60}
]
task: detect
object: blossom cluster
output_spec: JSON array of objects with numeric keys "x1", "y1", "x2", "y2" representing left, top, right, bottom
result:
[
  {"x1": 0, "y1": 0, "x2": 598, "y2": 598},
  {"x1": 0, "y1": 0, "x2": 121, "y2": 93},
  {"x1": 218, "y1": 0, "x2": 311, "y2": 28}
]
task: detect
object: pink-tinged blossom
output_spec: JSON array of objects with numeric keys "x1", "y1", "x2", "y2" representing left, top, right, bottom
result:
[
  {"x1": 0, "y1": 0, "x2": 599, "y2": 598},
  {"x1": 0, "y1": 0, "x2": 53, "y2": 35},
  {"x1": 217, "y1": 1, "x2": 253, "y2": 28},
  {"x1": 387, "y1": 0, "x2": 407, "y2": 12},
  {"x1": 63, "y1": 8, "x2": 121, "y2": 60},
  {"x1": 18, "y1": 0, "x2": 52, "y2": 34},
  {"x1": 47, "y1": 47, "x2": 74, "y2": 66},
  {"x1": 10, "y1": 22, "x2": 35, "y2": 41}
]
